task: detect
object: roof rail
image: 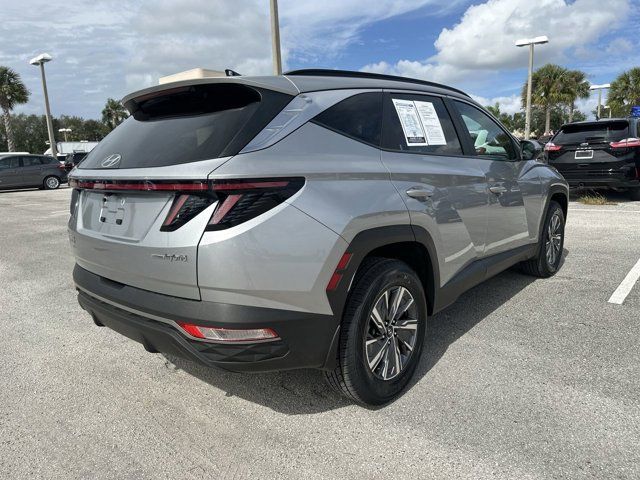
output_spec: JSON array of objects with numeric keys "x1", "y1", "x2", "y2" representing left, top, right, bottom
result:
[{"x1": 284, "y1": 69, "x2": 470, "y2": 98}]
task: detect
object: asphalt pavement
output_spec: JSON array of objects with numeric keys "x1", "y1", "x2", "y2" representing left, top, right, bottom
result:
[{"x1": 0, "y1": 187, "x2": 638, "y2": 479}]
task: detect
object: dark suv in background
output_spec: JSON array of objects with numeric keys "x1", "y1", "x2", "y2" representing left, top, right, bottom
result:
[
  {"x1": 0, "y1": 154, "x2": 67, "y2": 190},
  {"x1": 544, "y1": 117, "x2": 640, "y2": 200}
]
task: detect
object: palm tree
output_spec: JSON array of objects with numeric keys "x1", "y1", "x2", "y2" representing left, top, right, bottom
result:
[
  {"x1": 564, "y1": 70, "x2": 590, "y2": 123},
  {"x1": 0, "y1": 66, "x2": 30, "y2": 152},
  {"x1": 607, "y1": 68, "x2": 640, "y2": 117},
  {"x1": 522, "y1": 64, "x2": 569, "y2": 135},
  {"x1": 101, "y1": 98, "x2": 128, "y2": 131}
]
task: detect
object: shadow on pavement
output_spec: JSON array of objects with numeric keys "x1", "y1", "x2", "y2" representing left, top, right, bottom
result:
[{"x1": 165, "y1": 252, "x2": 569, "y2": 414}]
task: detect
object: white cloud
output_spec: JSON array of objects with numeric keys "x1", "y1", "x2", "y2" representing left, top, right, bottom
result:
[
  {"x1": 0, "y1": 0, "x2": 634, "y2": 121},
  {"x1": 470, "y1": 94, "x2": 521, "y2": 115},
  {"x1": 362, "y1": 0, "x2": 631, "y2": 87},
  {"x1": 1, "y1": 0, "x2": 463, "y2": 118},
  {"x1": 606, "y1": 38, "x2": 633, "y2": 55}
]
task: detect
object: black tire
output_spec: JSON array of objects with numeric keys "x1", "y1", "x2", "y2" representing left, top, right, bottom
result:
[
  {"x1": 43, "y1": 176, "x2": 60, "y2": 190},
  {"x1": 629, "y1": 188, "x2": 640, "y2": 201},
  {"x1": 520, "y1": 201, "x2": 565, "y2": 278},
  {"x1": 324, "y1": 257, "x2": 427, "y2": 406}
]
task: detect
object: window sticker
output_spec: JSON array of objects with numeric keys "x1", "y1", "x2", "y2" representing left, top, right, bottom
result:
[
  {"x1": 392, "y1": 98, "x2": 448, "y2": 146},
  {"x1": 392, "y1": 99, "x2": 427, "y2": 146},
  {"x1": 414, "y1": 101, "x2": 447, "y2": 145}
]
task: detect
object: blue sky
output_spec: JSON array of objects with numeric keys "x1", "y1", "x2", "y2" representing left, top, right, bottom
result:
[{"x1": 1, "y1": 0, "x2": 638, "y2": 120}]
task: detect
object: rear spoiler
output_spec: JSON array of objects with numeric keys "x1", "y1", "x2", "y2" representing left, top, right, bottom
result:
[{"x1": 121, "y1": 76, "x2": 299, "y2": 114}]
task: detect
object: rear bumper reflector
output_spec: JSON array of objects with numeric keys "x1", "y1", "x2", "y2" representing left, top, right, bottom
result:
[{"x1": 177, "y1": 322, "x2": 279, "y2": 343}]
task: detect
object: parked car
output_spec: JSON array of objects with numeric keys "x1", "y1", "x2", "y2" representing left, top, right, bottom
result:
[
  {"x1": 68, "y1": 70, "x2": 568, "y2": 405},
  {"x1": 0, "y1": 154, "x2": 67, "y2": 190},
  {"x1": 544, "y1": 118, "x2": 640, "y2": 200},
  {"x1": 63, "y1": 151, "x2": 89, "y2": 172}
]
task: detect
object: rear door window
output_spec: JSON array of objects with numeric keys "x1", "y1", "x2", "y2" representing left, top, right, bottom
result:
[
  {"x1": 79, "y1": 83, "x2": 292, "y2": 169},
  {"x1": 382, "y1": 93, "x2": 463, "y2": 156},
  {"x1": 22, "y1": 156, "x2": 43, "y2": 167},
  {"x1": 312, "y1": 92, "x2": 383, "y2": 147},
  {"x1": 453, "y1": 101, "x2": 518, "y2": 161},
  {"x1": 554, "y1": 121, "x2": 629, "y2": 145}
]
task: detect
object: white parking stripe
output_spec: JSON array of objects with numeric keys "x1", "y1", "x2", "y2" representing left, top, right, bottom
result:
[
  {"x1": 608, "y1": 258, "x2": 640, "y2": 305},
  {"x1": 571, "y1": 209, "x2": 640, "y2": 213}
]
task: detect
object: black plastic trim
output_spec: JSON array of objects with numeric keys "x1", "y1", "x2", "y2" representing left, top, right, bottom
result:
[{"x1": 74, "y1": 265, "x2": 337, "y2": 372}]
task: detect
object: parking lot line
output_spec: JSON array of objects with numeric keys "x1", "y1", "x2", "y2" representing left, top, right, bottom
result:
[
  {"x1": 571, "y1": 209, "x2": 640, "y2": 213},
  {"x1": 608, "y1": 258, "x2": 640, "y2": 305}
]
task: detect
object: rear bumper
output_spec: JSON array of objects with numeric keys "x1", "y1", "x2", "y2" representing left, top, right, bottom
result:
[
  {"x1": 74, "y1": 265, "x2": 339, "y2": 372},
  {"x1": 552, "y1": 162, "x2": 639, "y2": 189}
]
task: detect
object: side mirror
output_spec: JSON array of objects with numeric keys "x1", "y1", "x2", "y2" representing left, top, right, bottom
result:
[{"x1": 521, "y1": 139, "x2": 542, "y2": 160}]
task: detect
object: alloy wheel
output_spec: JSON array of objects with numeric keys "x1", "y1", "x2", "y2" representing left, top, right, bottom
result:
[
  {"x1": 46, "y1": 177, "x2": 59, "y2": 189},
  {"x1": 365, "y1": 286, "x2": 419, "y2": 380},
  {"x1": 545, "y1": 211, "x2": 562, "y2": 267}
]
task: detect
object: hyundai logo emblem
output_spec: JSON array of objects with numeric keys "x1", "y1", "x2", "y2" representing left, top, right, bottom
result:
[{"x1": 101, "y1": 154, "x2": 121, "y2": 168}]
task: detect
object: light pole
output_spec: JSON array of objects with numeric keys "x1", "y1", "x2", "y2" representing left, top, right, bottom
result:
[
  {"x1": 270, "y1": 0, "x2": 282, "y2": 75},
  {"x1": 58, "y1": 128, "x2": 71, "y2": 142},
  {"x1": 590, "y1": 84, "x2": 611, "y2": 120},
  {"x1": 516, "y1": 36, "x2": 549, "y2": 140},
  {"x1": 29, "y1": 53, "x2": 58, "y2": 158}
]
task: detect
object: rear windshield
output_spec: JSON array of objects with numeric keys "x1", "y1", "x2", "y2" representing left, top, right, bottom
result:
[
  {"x1": 554, "y1": 121, "x2": 629, "y2": 145},
  {"x1": 80, "y1": 83, "x2": 292, "y2": 169}
]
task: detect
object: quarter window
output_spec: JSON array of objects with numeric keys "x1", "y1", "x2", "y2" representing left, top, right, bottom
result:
[
  {"x1": 312, "y1": 92, "x2": 383, "y2": 147},
  {"x1": 382, "y1": 94, "x2": 462, "y2": 156},
  {"x1": 454, "y1": 101, "x2": 517, "y2": 160}
]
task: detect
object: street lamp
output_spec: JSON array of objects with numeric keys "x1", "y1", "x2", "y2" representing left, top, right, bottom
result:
[
  {"x1": 516, "y1": 35, "x2": 549, "y2": 139},
  {"x1": 29, "y1": 53, "x2": 58, "y2": 158},
  {"x1": 270, "y1": 0, "x2": 282, "y2": 75},
  {"x1": 58, "y1": 128, "x2": 72, "y2": 142},
  {"x1": 590, "y1": 84, "x2": 611, "y2": 120}
]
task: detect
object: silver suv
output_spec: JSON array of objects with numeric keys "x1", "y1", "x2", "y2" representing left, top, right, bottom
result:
[{"x1": 69, "y1": 70, "x2": 568, "y2": 405}]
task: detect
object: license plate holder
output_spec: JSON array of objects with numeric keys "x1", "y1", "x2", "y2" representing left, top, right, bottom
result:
[{"x1": 575, "y1": 149, "x2": 594, "y2": 160}]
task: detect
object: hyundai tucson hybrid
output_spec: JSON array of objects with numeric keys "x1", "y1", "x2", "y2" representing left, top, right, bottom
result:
[
  {"x1": 68, "y1": 70, "x2": 568, "y2": 405},
  {"x1": 544, "y1": 117, "x2": 640, "y2": 200}
]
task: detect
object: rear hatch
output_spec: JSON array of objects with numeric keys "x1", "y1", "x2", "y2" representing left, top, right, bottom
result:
[
  {"x1": 546, "y1": 120, "x2": 638, "y2": 182},
  {"x1": 69, "y1": 81, "x2": 294, "y2": 299}
]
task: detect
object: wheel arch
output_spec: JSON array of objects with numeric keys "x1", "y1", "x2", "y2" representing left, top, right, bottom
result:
[{"x1": 322, "y1": 225, "x2": 440, "y2": 370}]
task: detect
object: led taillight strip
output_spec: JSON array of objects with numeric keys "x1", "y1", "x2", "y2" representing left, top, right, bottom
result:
[
  {"x1": 212, "y1": 181, "x2": 289, "y2": 191},
  {"x1": 69, "y1": 179, "x2": 209, "y2": 191}
]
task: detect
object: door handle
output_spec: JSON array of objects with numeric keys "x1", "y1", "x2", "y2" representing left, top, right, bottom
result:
[
  {"x1": 406, "y1": 187, "x2": 433, "y2": 200},
  {"x1": 489, "y1": 185, "x2": 508, "y2": 195}
]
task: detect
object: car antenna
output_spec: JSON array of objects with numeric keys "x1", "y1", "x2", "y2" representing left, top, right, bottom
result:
[{"x1": 225, "y1": 69, "x2": 242, "y2": 77}]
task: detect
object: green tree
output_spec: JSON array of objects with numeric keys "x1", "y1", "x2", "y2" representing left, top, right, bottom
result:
[
  {"x1": 564, "y1": 69, "x2": 590, "y2": 122},
  {"x1": 523, "y1": 64, "x2": 570, "y2": 135},
  {"x1": 0, "y1": 66, "x2": 30, "y2": 151},
  {"x1": 607, "y1": 67, "x2": 640, "y2": 117},
  {"x1": 101, "y1": 98, "x2": 128, "y2": 131},
  {"x1": 0, "y1": 113, "x2": 111, "y2": 153}
]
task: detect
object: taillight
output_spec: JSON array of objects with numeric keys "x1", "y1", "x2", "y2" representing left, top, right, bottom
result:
[
  {"x1": 206, "y1": 178, "x2": 304, "y2": 231},
  {"x1": 68, "y1": 179, "x2": 209, "y2": 191},
  {"x1": 609, "y1": 138, "x2": 640, "y2": 149},
  {"x1": 544, "y1": 142, "x2": 562, "y2": 152},
  {"x1": 161, "y1": 194, "x2": 216, "y2": 231},
  {"x1": 68, "y1": 177, "x2": 305, "y2": 231}
]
